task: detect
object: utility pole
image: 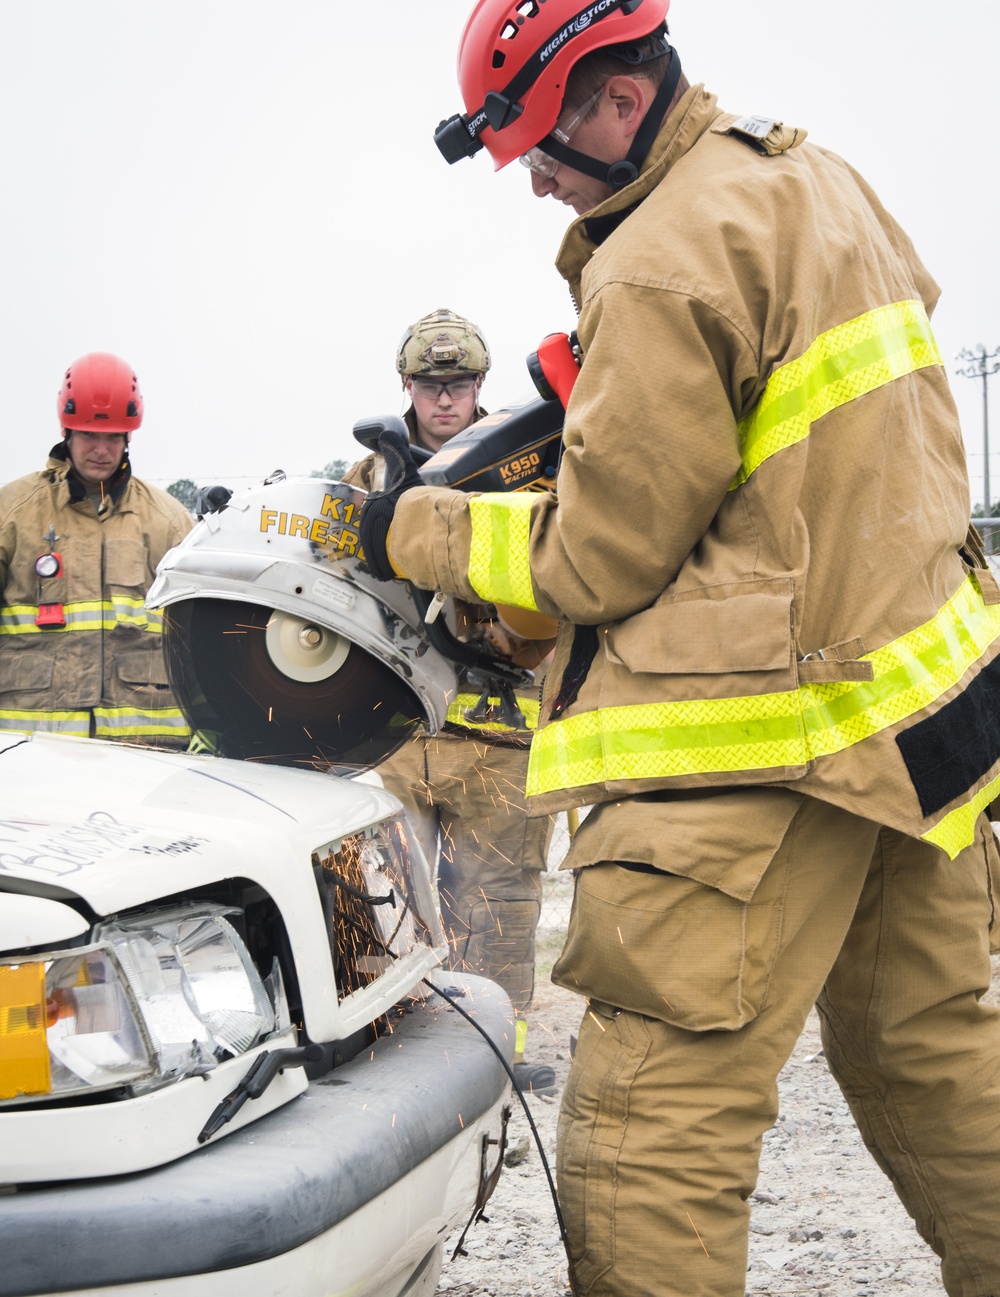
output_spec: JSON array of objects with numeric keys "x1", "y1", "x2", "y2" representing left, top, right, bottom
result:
[{"x1": 956, "y1": 344, "x2": 1000, "y2": 516}]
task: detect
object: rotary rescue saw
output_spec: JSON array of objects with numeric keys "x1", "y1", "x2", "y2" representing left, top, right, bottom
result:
[{"x1": 147, "y1": 333, "x2": 580, "y2": 773}]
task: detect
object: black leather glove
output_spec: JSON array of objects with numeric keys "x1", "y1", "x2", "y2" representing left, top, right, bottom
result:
[{"x1": 356, "y1": 417, "x2": 424, "y2": 581}]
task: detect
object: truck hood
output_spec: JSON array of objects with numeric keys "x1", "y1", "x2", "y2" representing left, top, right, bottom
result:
[
  {"x1": 0, "y1": 731, "x2": 399, "y2": 916},
  {"x1": 0, "y1": 732, "x2": 440, "y2": 1043}
]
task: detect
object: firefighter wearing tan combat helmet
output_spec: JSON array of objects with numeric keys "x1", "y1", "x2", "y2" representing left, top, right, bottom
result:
[
  {"x1": 395, "y1": 306, "x2": 491, "y2": 380},
  {"x1": 344, "y1": 310, "x2": 557, "y2": 1096},
  {"x1": 391, "y1": 308, "x2": 491, "y2": 455}
]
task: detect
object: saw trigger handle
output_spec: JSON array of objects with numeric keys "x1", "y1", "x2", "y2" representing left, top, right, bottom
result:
[
  {"x1": 352, "y1": 414, "x2": 432, "y2": 465},
  {"x1": 353, "y1": 414, "x2": 408, "y2": 452}
]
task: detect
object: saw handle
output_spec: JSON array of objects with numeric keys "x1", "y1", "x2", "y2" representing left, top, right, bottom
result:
[
  {"x1": 374, "y1": 425, "x2": 426, "y2": 496},
  {"x1": 357, "y1": 423, "x2": 427, "y2": 582},
  {"x1": 409, "y1": 585, "x2": 528, "y2": 687},
  {"x1": 352, "y1": 414, "x2": 433, "y2": 464}
]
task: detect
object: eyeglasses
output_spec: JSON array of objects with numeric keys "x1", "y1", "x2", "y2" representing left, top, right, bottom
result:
[
  {"x1": 409, "y1": 376, "x2": 479, "y2": 400},
  {"x1": 519, "y1": 85, "x2": 606, "y2": 179}
]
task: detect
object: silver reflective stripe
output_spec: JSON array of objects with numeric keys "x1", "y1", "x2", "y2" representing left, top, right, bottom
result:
[
  {"x1": 0, "y1": 712, "x2": 91, "y2": 736},
  {"x1": 94, "y1": 707, "x2": 191, "y2": 738}
]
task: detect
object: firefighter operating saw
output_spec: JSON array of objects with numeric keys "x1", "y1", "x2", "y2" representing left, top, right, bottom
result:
[{"x1": 147, "y1": 333, "x2": 580, "y2": 772}]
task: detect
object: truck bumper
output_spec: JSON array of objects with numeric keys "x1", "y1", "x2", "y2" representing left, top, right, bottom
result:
[{"x1": 0, "y1": 973, "x2": 514, "y2": 1297}]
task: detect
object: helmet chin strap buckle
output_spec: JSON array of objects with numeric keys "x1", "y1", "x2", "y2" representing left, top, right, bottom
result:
[
  {"x1": 534, "y1": 46, "x2": 681, "y2": 192},
  {"x1": 606, "y1": 160, "x2": 638, "y2": 188}
]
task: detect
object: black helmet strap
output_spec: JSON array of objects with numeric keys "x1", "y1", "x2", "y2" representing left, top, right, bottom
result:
[
  {"x1": 435, "y1": 0, "x2": 654, "y2": 164},
  {"x1": 537, "y1": 45, "x2": 681, "y2": 189}
]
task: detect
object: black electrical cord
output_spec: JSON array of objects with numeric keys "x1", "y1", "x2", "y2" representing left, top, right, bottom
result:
[
  {"x1": 320, "y1": 855, "x2": 576, "y2": 1284},
  {"x1": 423, "y1": 977, "x2": 575, "y2": 1284}
]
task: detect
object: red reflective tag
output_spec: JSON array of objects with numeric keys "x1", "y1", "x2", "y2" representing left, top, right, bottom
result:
[{"x1": 35, "y1": 603, "x2": 66, "y2": 629}]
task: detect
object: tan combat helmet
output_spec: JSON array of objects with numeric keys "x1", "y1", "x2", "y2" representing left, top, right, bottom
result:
[{"x1": 396, "y1": 308, "x2": 491, "y2": 383}]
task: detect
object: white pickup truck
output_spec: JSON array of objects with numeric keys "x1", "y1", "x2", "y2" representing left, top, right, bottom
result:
[{"x1": 0, "y1": 731, "x2": 513, "y2": 1297}]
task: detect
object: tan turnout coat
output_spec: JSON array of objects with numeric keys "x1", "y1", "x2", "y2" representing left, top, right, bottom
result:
[
  {"x1": 388, "y1": 86, "x2": 1000, "y2": 857},
  {"x1": 0, "y1": 450, "x2": 193, "y2": 742}
]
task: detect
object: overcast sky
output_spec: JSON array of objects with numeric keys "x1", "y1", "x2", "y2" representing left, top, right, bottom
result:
[{"x1": 2, "y1": 1, "x2": 998, "y2": 505}]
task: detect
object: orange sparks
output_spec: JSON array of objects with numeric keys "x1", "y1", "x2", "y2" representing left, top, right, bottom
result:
[
  {"x1": 686, "y1": 1212, "x2": 710, "y2": 1257},
  {"x1": 391, "y1": 1112, "x2": 396, "y2": 1128},
  {"x1": 457, "y1": 1113, "x2": 464, "y2": 1128},
  {"x1": 617, "y1": 925, "x2": 624, "y2": 944},
  {"x1": 586, "y1": 1009, "x2": 606, "y2": 1033}
]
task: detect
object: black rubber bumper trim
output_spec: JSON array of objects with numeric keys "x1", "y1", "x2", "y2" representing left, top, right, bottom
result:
[{"x1": 0, "y1": 975, "x2": 512, "y2": 1296}]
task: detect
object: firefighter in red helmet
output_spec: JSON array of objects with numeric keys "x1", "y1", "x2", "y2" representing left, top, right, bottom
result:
[
  {"x1": 0, "y1": 352, "x2": 193, "y2": 746},
  {"x1": 358, "y1": 0, "x2": 1000, "y2": 1292}
]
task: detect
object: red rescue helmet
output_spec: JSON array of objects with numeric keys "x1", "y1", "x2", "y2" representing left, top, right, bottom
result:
[
  {"x1": 58, "y1": 352, "x2": 143, "y2": 434},
  {"x1": 435, "y1": 0, "x2": 671, "y2": 172}
]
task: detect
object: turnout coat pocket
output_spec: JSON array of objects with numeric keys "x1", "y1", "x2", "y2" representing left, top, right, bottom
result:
[
  {"x1": 604, "y1": 577, "x2": 796, "y2": 680},
  {"x1": 553, "y1": 788, "x2": 804, "y2": 1031}
]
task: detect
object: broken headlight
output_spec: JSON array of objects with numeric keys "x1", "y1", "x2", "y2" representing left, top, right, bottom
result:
[
  {"x1": 0, "y1": 903, "x2": 285, "y2": 1106},
  {"x1": 318, "y1": 818, "x2": 439, "y2": 999}
]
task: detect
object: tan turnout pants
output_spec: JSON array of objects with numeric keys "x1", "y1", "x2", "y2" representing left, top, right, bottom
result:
[
  {"x1": 554, "y1": 792, "x2": 1000, "y2": 1297},
  {"x1": 379, "y1": 731, "x2": 552, "y2": 1012}
]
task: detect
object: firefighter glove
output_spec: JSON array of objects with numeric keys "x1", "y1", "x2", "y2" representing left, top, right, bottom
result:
[{"x1": 358, "y1": 420, "x2": 423, "y2": 581}]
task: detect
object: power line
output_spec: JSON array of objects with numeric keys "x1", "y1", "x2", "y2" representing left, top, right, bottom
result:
[{"x1": 956, "y1": 344, "x2": 1000, "y2": 511}]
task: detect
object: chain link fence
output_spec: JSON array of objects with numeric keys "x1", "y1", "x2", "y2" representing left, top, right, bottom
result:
[{"x1": 973, "y1": 518, "x2": 1000, "y2": 558}]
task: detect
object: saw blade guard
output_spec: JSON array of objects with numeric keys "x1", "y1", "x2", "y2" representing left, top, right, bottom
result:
[{"x1": 147, "y1": 475, "x2": 462, "y2": 773}]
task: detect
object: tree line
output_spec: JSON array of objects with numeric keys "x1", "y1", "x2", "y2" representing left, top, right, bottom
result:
[{"x1": 166, "y1": 459, "x2": 350, "y2": 513}]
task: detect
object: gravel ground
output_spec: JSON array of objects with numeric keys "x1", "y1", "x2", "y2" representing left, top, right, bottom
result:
[{"x1": 435, "y1": 866, "x2": 1000, "y2": 1297}]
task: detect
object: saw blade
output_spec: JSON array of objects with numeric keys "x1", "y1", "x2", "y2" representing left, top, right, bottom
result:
[{"x1": 164, "y1": 598, "x2": 424, "y2": 772}]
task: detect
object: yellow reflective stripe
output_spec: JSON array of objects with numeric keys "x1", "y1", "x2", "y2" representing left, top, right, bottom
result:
[
  {"x1": 732, "y1": 301, "x2": 942, "y2": 489},
  {"x1": 467, "y1": 493, "x2": 540, "y2": 611},
  {"x1": 188, "y1": 730, "x2": 222, "y2": 755},
  {"x1": 0, "y1": 599, "x2": 164, "y2": 635},
  {"x1": 529, "y1": 691, "x2": 807, "y2": 794},
  {"x1": 446, "y1": 693, "x2": 540, "y2": 733},
  {"x1": 94, "y1": 707, "x2": 191, "y2": 738},
  {"x1": 0, "y1": 709, "x2": 190, "y2": 739},
  {"x1": 920, "y1": 773, "x2": 1000, "y2": 859},
  {"x1": 528, "y1": 577, "x2": 1000, "y2": 821},
  {"x1": 798, "y1": 578, "x2": 992, "y2": 760}
]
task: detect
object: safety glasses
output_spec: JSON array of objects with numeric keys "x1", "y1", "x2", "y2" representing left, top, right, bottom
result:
[
  {"x1": 409, "y1": 376, "x2": 479, "y2": 400},
  {"x1": 518, "y1": 85, "x2": 606, "y2": 179}
]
